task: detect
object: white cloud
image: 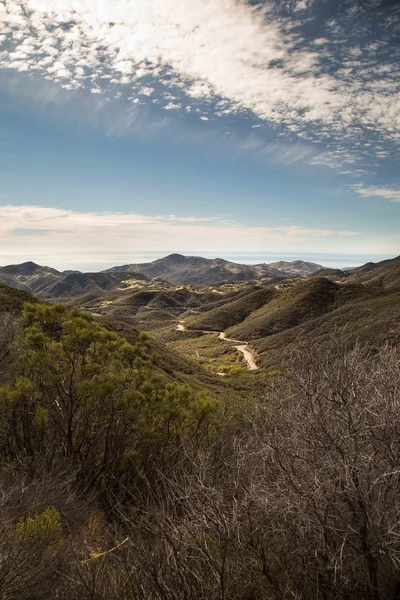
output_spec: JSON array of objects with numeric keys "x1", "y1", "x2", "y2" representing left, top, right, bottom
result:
[
  {"x1": 0, "y1": 204, "x2": 361, "y2": 269},
  {"x1": 351, "y1": 184, "x2": 400, "y2": 203},
  {"x1": 1, "y1": 0, "x2": 398, "y2": 157},
  {"x1": 163, "y1": 102, "x2": 181, "y2": 111}
]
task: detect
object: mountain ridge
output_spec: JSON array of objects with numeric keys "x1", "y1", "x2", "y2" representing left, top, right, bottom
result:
[
  {"x1": 103, "y1": 253, "x2": 324, "y2": 286},
  {"x1": 0, "y1": 253, "x2": 324, "y2": 297}
]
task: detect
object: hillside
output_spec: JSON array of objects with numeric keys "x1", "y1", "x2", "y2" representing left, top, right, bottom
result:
[
  {"x1": 0, "y1": 262, "x2": 151, "y2": 301},
  {"x1": 0, "y1": 281, "x2": 237, "y2": 396},
  {"x1": 347, "y1": 255, "x2": 400, "y2": 290},
  {"x1": 0, "y1": 261, "x2": 61, "y2": 294},
  {"x1": 207, "y1": 268, "x2": 399, "y2": 367},
  {"x1": 254, "y1": 289, "x2": 400, "y2": 366},
  {"x1": 226, "y1": 277, "x2": 340, "y2": 340},
  {"x1": 185, "y1": 287, "x2": 277, "y2": 331},
  {"x1": 81, "y1": 286, "x2": 251, "y2": 330},
  {"x1": 0, "y1": 255, "x2": 321, "y2": 300},
  {"x1": 42, "y1": 271, "x2": 148, "y2": 299},
  {"x1": 1, "y1": 255, "x2": 399, "y2": 378},
  {"x1": 0, "y1": 281, "x2": 39, "y2": 312},
  {"x1": 267, "y1": 260, "x2": 322, "y2": 276}
]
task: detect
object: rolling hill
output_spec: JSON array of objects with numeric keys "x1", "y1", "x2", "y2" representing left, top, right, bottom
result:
[
  {"x1": 0, "y1": 281, "x2": 238, "y2": 396},
  {"x1": 0, "y1": 255, "x2": 323, "y2": 300},
  {"x1": 0, "y1": 262, "x2": 150, "y2": 301},
  {"x1": 347, "y1": 255, "x2": 400, "y2": 290},
  {"x1": 220, "y1": 258, "x2": 400, "y2": 366},
  {"x1": 41, "y1": 271, "x2": 149, "y2": 299},
  {"x1": 225, "y1": 277, "x2": 385, "y2": 340},
  {"x1": 185, "y1": 287, "x2": 277, "y2": 331},
  {"x1": 0, "y1": 261, "x2": 61, "y2": 294}
]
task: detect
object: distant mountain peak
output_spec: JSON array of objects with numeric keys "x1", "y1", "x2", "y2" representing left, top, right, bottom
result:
[
  {"x1": 165, "y1": 253, "x2": 186, "y2": 263},
  {"x1": 0, "y1": 261, "x2": 59, "y2": 276}
]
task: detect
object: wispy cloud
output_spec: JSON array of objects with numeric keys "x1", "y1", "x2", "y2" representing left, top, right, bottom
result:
[
  {"x1": 0, "y1": 204, "x2": 361, "y2": 269},
  {"x1": 351, "y1": 184, "x2": 400, "y2": 203},
  {"x1": 1, "y1": 0, "x2": 398, "y2": 168}
]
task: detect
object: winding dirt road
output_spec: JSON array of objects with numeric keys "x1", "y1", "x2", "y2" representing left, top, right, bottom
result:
[
  {"x1": 218, "y1": 332, "x2": 258, "y2": 370},
  {"x1": 177, "y1": 322, "x2": 258, "y2": 371},
  {"x1": 234, "y1": 345, "x2": 258, "y2": 371}
]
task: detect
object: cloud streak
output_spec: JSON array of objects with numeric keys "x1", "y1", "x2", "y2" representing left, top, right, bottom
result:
[
  {"x1": 351, "y1": 184, "x2": 400, "y2": 203},
  {"x1": 0, "y1": 204, "x2": 361, "y2": 269}
]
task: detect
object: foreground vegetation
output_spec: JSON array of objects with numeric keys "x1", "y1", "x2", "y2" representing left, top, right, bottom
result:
[{"x1": 0, "y1": 295, "x2": 400, "y2": 599}]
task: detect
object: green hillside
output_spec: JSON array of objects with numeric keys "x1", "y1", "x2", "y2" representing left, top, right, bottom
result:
[
  {"x1": 254, "y1": 289, "x2": 400, "y2": 366},
  {"x1": 348, "y1": 255, "x2": 400, "y2": 290},
  {"x1": 0, "y1": 281, "x2": 233, "y2": 397},
  {"x1": 0, "y1": 282, "x2": 39, "y2": 312},
  {"x1": 185, "y1": 287, "x2": 276, "y2": 331},
  {"x1": 227, "y1": 277, "x2": 339, "y2": 340}
]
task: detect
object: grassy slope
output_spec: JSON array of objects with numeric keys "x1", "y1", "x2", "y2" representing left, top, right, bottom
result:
[
  {"x1": 254, "y1": 290, "x2": 400, "y2": 366},
  {"x1": 226, "y1": 278, "x2": 340, "y2": 340},
  {"x1": 99, "y1": 317, "x2": 250, "y2": 397},
  {"x1": 0, "y1": 281, "x2": 232, "y2": 398},
  {"x1": 185, "y1": 287, "x2": 276, "y2": 331},
  {"x1": 348, "y1": 256, "x2": 400, "y2": 290},
  {"x1": 216, "y1": 276, "x2": 399, "y2": 369}
]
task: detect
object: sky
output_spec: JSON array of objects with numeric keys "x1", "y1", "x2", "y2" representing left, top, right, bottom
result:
[{"x1": 0, "y1": 0, "x2": 399, "y2": 270}]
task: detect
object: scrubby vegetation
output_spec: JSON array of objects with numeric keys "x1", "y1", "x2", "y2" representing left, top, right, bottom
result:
[
  {"x1": 185, "y1": 287, "x2": 276, "y2": 331},
  {"x1": 1, "y1": 290, "x2": 400, "y2": 599}
]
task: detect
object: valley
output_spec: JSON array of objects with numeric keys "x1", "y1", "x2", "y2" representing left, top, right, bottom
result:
[{"x1": 1, "y1": 252, "x2": 399, "y2": 377}]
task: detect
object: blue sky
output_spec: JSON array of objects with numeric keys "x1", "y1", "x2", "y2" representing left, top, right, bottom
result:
[{"x1": 0, "y1": 0, "x2": 399, "y2": 270}]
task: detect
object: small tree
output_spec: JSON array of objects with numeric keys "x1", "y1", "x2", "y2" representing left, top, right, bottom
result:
[{"x1": 0, "y1": 304, "x2": 218, "y2": 497}]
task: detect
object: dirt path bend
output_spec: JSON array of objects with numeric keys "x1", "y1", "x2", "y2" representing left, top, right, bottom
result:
[
  {"x1": 218, "y1": 332, "x2": 258, "y2": 370},
  {"x1": 218, "y1": 332, "x2": 245, "y2": 344},
  {"x1": 177, "y1": 322, "x2": 258, "y2": 371},
  {"x1": 235, "y1": 344, "x2": 258, "y2": 371}
]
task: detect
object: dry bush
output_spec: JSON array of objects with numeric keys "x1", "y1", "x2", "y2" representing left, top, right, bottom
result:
[
  {"x1": 245, "y1": 341, "x2": 400, "y2": 599},
  {"x1": 106, "y1": 342, "x2": 400, "y2": 600},
  {"x1": 0, "y1": 467, "x2": 94, "y2": 600},
  {"x1": 0, "y1": 312, "x2": 17, "y2": 367},
  {"x1": 1, "y1": 338, "x2": 399, "y2": 600}
]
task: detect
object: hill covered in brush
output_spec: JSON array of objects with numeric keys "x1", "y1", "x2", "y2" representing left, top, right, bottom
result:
[{"x1": 104, "y1": 253, "x2": 323, "y2": 285}]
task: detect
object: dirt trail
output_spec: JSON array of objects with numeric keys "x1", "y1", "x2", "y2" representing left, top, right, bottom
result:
[
  {"x1": 218, "y1": 332, "x2": 258, "y2": 370},
  {"x1": 177, "y1": 322, "x2": 258, "y2": 371},
  {"x1": 234, "y1": 345, "x2": 258, "y2": 371}
]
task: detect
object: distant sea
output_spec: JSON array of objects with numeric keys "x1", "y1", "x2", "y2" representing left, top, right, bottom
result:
[
  {"x1": 98, "y1": 252, "x2": 395, "y2": 272},
  {"x1": 209, "y1": 252, "x2": 394, "y2": 269}
]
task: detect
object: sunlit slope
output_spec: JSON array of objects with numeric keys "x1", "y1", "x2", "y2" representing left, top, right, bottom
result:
[
  {"x1": 0, "y1": 261, "x2": 60, "y2": 294},
  {"x1": 77, "y1": 286, "x2": 255, "y2": 330},
  {"x1": 348, "y1": 255, "x2": 400, "y2": 290},
  {"x1": 0, "y1": 282, "x2": 231, "y2": 396}
]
